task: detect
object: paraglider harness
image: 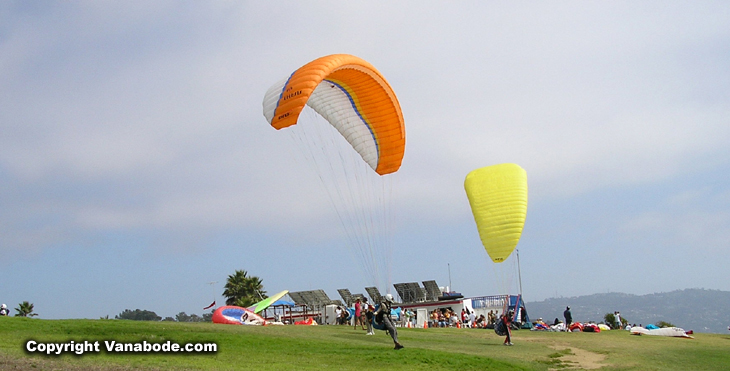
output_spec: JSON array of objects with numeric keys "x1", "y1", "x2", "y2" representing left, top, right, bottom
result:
[
  {"x1": 375, "y1": 310, "x2": 384, "y2": 325},
  {"x1": 372, "y1": 303, "x2": 388, "y2": 331},
  {"x1": 495, "y1": 310, "x2": 514, "y2": 336},
  {"x1": 494, "y1": 318, "x2": 507, "y2": 336}
]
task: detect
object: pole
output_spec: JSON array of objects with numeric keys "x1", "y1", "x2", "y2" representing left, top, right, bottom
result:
[
  {"x1": 516, "y1": 250, "x2": 525, "y2": 324},
  {"x1": 448, "y1": 263, "x2": 452, "y2": 293},
  {"x1": 516, "y1": 249, "x2": 523, "y2": 298}
]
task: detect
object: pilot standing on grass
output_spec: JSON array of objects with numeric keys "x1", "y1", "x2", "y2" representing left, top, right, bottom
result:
[
  {"x1": 502, "y1": 310, "x2": 514, "y2": 346},
  {"x1": 564, "y1": 306, "x2": 572, "y2": 331},
  {"x1": 376, "y1": 294, "x2": 404, "y2": 350},
  {"x1": 363, "y1": 298, "x2": 374, "y2": 335}
]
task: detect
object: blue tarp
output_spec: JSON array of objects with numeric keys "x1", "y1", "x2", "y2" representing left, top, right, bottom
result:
[{"x1": 271, "y1": 300, "x2": 295, "y2": 307}]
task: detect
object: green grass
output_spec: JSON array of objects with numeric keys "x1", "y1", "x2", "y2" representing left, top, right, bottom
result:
[{"x1": 1, "y1": 317, "x2": 729, "y2": 370}]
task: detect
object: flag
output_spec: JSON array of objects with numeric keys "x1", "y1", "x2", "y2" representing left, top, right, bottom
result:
[{"x1": 203, "y1": 301, "x2": 216, "y2": 310}]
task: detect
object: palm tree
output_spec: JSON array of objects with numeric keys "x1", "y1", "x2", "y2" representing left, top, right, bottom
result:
[
  {"x1": 223, "y1": 270, "x2": 267, "y2": 307},
  {"x1": 15, "y1": 301, "x2": 38, "y2": 317}
]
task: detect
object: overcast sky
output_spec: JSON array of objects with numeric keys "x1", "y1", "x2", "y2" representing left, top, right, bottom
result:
[{"x1": 2, "y1": 1, "x2": 729, "y2": 319}]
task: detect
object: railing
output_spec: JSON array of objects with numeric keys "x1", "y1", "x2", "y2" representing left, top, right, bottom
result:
[{"x1": 471, "y1": 295, "x2": 509, "y2": 309}]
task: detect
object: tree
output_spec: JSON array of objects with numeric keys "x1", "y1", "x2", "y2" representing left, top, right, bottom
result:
[
  {"x1": 115, "y1": 309, "x2": 161, "y2": 321},
  {"x1": 604, "y1": 312, "x2": 628, "y2": 329},
  {"x1": 15, "y1": 301, "x2": 38, "y2": 317},
  {"x1": 175, "y1": 312, "x2": 191, "y2": 322},
  {"x1": 604, "y1": 313, "x2": 616, "y2": 327},
  {"x1": 202, "y1": 311, "x2": 213, "y2": 322},
  {"x1": 223, "y1": 270, "x2": 267, "y2": 307},
  {"x1": 174, "y1": 312, "x2": 204, "y2": 322}
]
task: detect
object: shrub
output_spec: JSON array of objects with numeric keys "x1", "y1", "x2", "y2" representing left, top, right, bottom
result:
[
  {"x1": 656, "y1": 321, "x2": 675, "y2": 328},
  {"x1": 115, "y1": 309, "x2": 161, "y2": 321}
]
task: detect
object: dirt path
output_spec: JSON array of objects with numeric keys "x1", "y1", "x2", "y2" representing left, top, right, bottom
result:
[
  {"x1": 0, "y1": 353, "x2": 156, "y2": 371},
  {"x1": 548, "y1": 345, "x2": 607, "y2": 370}
]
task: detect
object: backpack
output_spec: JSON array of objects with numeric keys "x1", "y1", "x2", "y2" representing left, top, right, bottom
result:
[{"x1": 494, "y1": 319, "x2": 507, "y2": 336}]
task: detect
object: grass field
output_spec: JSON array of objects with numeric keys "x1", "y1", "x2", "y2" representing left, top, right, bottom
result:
[{"x1": 1, "y1": 317, "x2": 728, "y2": 370}]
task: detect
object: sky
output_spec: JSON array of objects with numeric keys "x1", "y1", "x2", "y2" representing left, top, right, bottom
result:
[{"x1": 1, "y1": 1, "x2": 729, "y2": 319}]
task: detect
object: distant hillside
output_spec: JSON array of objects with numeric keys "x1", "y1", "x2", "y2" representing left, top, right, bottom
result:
[{"x1": 525, "y1": 289, "x2": 730, "y2": 334}]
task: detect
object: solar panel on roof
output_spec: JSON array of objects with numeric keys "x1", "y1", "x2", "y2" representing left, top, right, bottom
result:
[
  {"x1": 394, "y1": 282, "x2": 423, "y2": 303},
  {"x1": 406, "y1": 282, "x2": 426, "y2": 302},
  {"x1": 302, "y1": 291, "x2": 319, "y2": 305},
  {"x1": 288, "y1": 291, "x2": 306, "y2": 305},
  {"x1": 365, "y1": 287, "x2": 382, "y2": 304},
  {"x1": 337, "y1": 289, "x2": 353, "y2": 305},
  {"x1": 393, "y1": 283, "x2": 409, "y2": 302},
  {"x1": 423, "y1": 280, "x2": 441, "y2": 301},
  {"x1": 312, "y1": 290, "x2": 332, "y2": 305}
]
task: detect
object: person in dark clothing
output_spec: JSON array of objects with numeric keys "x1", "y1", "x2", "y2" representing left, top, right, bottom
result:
[
  {"x1": 563, "y1": 306, "x2": 572, "y2": 331},
  {"x1": 502, "y1": 310, "x2": 514, "y2": 345},
  {"x1": 376, "y1": 294, "x2": 404, "y2": 350}
]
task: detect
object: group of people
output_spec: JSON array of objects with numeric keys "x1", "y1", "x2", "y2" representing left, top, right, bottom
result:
[
  {"x1": 425, "y1": 308, "x2": 507, "y2": 330},
  {"x1": 348, "y1": 295, "x2": 403, "y2": 349},
  {"x1": 532, "y1": 306, "x2": 641, "y2": 332},
  {"x1": 334, "y1": 306, "x2": 349, "y2": 325},
  {"x1": 342, "y1": 297, "x2": 525, "y2": 349},
  {"x1": 486, "y1": 310, "x2": 501, "y2": 326},
  {"x1": 352, "y1": 297, "x2": 375, "y2": 335},
  {"x1": 335, "y1": 297, "x2": 377, "y2": 330},
  {"x1": 468, "y1": 309, "x2": 507, "y2": 329},
  {"x1": 400, "y1": 307, "x2": 415, "y2": 327},
  {"x1": 426, "y1": 307, "x2": 515, "y2": 345},
  {"x1": 430, "y1": 308, "x2": 459, "y2": 327}
]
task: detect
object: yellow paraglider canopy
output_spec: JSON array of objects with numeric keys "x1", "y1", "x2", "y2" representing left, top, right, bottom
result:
[{"x1": 464, "y1": 163, "x2": 528, "y2": 263}]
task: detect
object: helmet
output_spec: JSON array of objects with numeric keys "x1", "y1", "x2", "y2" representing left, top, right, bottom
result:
[
  {"x1": 384, "y1": 294, "x2": 394, "y2": 303},
  {"x1": 1, "y1": 304, "x2": 5, "y2": 309}
]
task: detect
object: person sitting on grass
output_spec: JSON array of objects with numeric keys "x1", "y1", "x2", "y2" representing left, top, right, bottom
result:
[{"x1": 475, "y1": 314, "x2": 486, "y2": 328}]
